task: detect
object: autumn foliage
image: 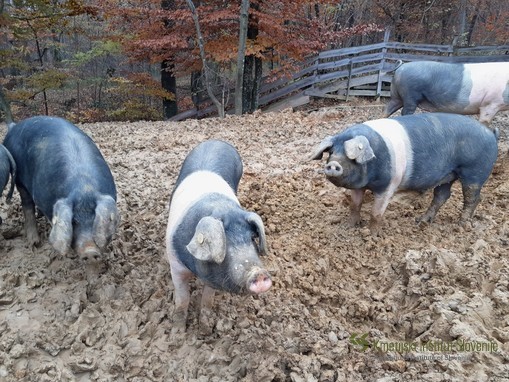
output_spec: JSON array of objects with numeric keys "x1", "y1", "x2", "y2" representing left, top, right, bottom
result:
[{"x1": 0, "y1": 0, "x2": 508, "y2": 122}]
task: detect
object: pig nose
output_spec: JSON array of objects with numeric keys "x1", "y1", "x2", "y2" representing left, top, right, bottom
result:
[
  {"x1": 247, "y1": 269, "x2": 272, "y2": 294},
  {"x1": 80, "y1": 244, "x2": 101, "y2": 262},
  {"x1": 324, "y1": 161, "x2": 343, "y2": 177}
]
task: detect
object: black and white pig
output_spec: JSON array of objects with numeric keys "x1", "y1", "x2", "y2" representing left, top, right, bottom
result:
[
  {"x1": 0, "y1": 144, "x2": 16, "y2": 224},
  {"x1": 384, "y1": 61, "x2": 509, "y2": 126},
  {"x1": 3, "y1": 116, "x2": 119, "y2": 259},
  {"x1": 309, "y1": 113, "x2": 498, "y2": 233},
  {"x1": 166, "y1": 140, "x2": 271, "y2": 332}
]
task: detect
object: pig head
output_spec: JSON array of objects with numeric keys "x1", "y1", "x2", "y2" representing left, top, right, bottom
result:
[
  {"x1": 185, "y1": 209, "x2": 270, "y2": 294},
  {"x1": 49, "y1": 194, "x2": 119, "y2": 260},
  {"x1": 308, "y1": 134, "x2": 375, "y2": 189}
]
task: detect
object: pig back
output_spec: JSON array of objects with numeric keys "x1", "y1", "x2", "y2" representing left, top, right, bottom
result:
[
  {"x1": 174, "y1": 140, "x2": 243, "y2": 193},
  {"x1": 3, "y1": 116, "x2": 116, "y2": 217},
  {"x1": 400, "y1": 113, "x2": 497, "y2": 189}
]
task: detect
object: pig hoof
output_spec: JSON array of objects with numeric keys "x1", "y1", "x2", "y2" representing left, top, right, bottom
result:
[
  {"x1": 26, "y1": 233, "x2": 41, "y2": 248},
  {"x1": 416, "y1": 214, "x2": 433, "y2": 224},
  {"x1": 368, "y1": 220, "x2": 382, "y2": 236},
  {"x1": 171, "y1": 310, "x2": 187, "y2": 334},
  {"x1": 348, "y1": 217, "x2": 361, "y2": 228},
  {"x1": 199, "y1": 310, "x2": 215, "y2": 335}
]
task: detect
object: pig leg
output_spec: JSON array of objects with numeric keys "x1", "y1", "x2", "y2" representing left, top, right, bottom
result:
[
  {"x1": 384, "y1": 98, "x2": 403, "y2": 118},
  {"x1": 479, "y1": 105, "x2": 498, "y2": 127},
  {"x1": 460, "y1": 183, "x2": 481, "y2": 221},
  {"x1": 417, "y1": 182, "x2": 453, "y2": 223},
  {"x1": 369, "y1": 190, "x2": 396, "y2": 234},
  {"x1": 199, "y1": 285, "x2": 216, "y2": 334},
  {"x1": 168, "y1": 254, "x2": 193, "y2": 332},
  {"x1": 18, "y1": 185, "x2": 40, "y2": 248},
  {"x1": 349, "y1": 189, "x2": 365, "y2": 227},
  {"x1": 401, "y1": 101, "x2": 418, "y2": 115}
]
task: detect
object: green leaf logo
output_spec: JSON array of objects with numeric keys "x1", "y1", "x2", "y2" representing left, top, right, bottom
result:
[{"x1": 350, "y1": 333, "x2": 369, "y2": 351}]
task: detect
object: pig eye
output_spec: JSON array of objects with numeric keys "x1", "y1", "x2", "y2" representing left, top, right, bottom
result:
[{"x1": 251, "y1": 233, "x2": 260, "y2": 250}]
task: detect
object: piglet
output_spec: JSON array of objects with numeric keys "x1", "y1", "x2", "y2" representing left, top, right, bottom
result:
[
  {"x1": 166, "y1": 140, "x2": 271, "y2": 332},
  {"x1": 310, "y1": 113, "x2": 498, "y2": 234}
]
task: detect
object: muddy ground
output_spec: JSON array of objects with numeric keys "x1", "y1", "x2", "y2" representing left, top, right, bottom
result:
[{"x1": 1, "y1": 102, "x2": 509, "y2": 382}]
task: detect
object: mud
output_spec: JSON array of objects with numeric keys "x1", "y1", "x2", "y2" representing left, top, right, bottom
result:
[{"x1": 1, "y1": 104, "x2": 509, "y2": 381}]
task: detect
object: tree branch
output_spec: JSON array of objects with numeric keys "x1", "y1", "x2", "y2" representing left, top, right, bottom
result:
[{"x1": 186, "y1": 0, "x2": 224, "y2": 118}]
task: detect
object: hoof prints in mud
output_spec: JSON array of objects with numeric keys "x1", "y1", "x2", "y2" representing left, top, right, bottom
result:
[{"x1": 1, "y1": 107, "x2": 509, "y2": 381}]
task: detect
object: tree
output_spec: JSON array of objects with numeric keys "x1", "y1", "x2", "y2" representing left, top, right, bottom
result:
[
  {"x1": 242, "y1": 1, "x2": 262, "y2": 114},
  {"x1": 0, "y1": 0, "x2": 88, "y2": 116},
  {"x1": 105, "y1": 0, "x2": 353, "y2": 117},
  {"x1": 185, "y1": 0, "x2": 224, "y2": 117},
  {"x1": 234, "y1": 0, "x2": 249, "y2": 115},
  {"x1": 161, "y1": 0, "x2": 178, "y2": 119}
]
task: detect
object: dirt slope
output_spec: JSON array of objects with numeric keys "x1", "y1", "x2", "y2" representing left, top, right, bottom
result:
[{"x1": 1, "y1": 104, "x2": 509, "y2": 381}]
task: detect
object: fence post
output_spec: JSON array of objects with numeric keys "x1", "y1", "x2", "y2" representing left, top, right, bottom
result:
[
  {"x1": 376, "y1": 28, "x2": 391, "y2": 101},
  {"x1": 309, "y1": 55, "x2": 320, "y2": 95},
  {"x1": 345, "y1": 59, "x2": 353, "y2": 102},
  {"x1": 448, "y1": 35, "x2": 459, "y2": 57}
]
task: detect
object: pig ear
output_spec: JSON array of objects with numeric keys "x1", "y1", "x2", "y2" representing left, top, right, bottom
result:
[
  {"x1": 186, "y1": 216, "x2": 226, "y2": 263},
  {"x1": 93, "y1": 195, "x2": 120, "y2": 249},
  {"x1": 49, "y1": 199, "x2": 73, "y2": 255},
  {"x1": 308, "y1": 136, "x2": 334, "y2": 161},
  {"x1": 344, "y1": 136, "x2": 375, "y2": 164},
  {"x1": 246, "y1": 212, "x2": 268, "y2": 256}
]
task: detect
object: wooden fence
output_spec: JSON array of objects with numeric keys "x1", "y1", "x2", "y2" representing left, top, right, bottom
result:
[{"x1": 170, "y1": 31, "x2": 509, "y2": 120}]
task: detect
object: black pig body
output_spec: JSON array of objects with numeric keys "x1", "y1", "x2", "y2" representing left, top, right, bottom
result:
[{"x1": 3, "y1": 116, "x2": 119, "y2": 259}]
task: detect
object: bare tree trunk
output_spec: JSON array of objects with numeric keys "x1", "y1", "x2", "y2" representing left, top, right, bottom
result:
[
  {"x1": 161, "y1": 60, "x2": 177, "y2": 118},
  {"x1": 0, "y1": 87, "x2": 14, "y2": 125},
  {"x1": 235, "y1": 0, "x2": 249, "y2": 115},
  {"x1": 27, "y1": 20, "x2": 49, "y2": 115},
  {"x1": 466, "y1": 13, "x2": 478, "y2": 45},
  {"x1": 186, "y1": 0, "x2": 224, "y2": 118},
  {"x1": 161, "y1": 0, "x2": 178, "y2": 118},
  {"x1": 242, "y1": 2, "x2": 261, "y2": 114},
  {"x1": 458, "y1": 0, "x2": 467, "y2": 46}
]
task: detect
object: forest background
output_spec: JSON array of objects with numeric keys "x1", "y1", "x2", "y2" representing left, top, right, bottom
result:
[{"x1": 0, "y1": 0, "x2": 508, "y2": 123}]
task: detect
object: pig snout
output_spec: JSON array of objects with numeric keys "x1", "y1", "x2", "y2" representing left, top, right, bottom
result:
[
  {"x1": 246, "y1": 267, "x2": 272, "y2": 294},
  {"x1": 78, "y1": 242, "x2": 102, "y2": 261},
  {"x1": 324, "y1": 161, "x2": 343, "y2": 177}
]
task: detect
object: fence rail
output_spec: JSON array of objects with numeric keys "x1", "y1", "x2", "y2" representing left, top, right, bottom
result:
[{"x1": 170, "y1": 32, "x2": 509, "y2": 121}]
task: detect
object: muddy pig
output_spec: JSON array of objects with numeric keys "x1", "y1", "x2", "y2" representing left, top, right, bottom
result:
[
  {"x1": 309, "y1": 113, "x2": 498, "y2": 234},
  {"x1": 3, "y1": 116, "x2": 119, "y2": 259},
  {"x1": 384, "y1": 61, "x2": 509, "y2": 126},
  {"x1": 0, "y1": 144, "x2": 16, "y2": 224},
  {"x1": 166, "y1": 140, "x2": 271, "y2": 332}
]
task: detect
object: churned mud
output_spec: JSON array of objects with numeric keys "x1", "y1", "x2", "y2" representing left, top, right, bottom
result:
[{"x1": 1, "y1": 103, "x2": 509, "y2": 381}]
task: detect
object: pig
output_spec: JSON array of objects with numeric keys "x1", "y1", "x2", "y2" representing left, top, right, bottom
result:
[
  {"x1": 0, "y1": 144, "x2": 16, "y2": 224},
  {"x1": 309, "y1": 113, "x2": 498, "y2": 234},
  {"x1": 166, "y1": 139, "x2": 271, "y2": 332},
  {"x1": 384, "y1": 61, "x2": 509, "y2": 126},
  {"x1": 3, "y1": 116, "x2": 119, "y2": 259}
]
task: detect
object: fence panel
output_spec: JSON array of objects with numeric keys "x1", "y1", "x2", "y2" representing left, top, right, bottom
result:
[{"x1": 170, "y1": 37, "x2": 509, "y2": 121}]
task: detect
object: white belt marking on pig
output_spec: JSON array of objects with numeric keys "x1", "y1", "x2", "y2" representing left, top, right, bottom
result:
[
  {"x1": 364, "y1": 119, "x2": 413, "y2": 194},
  {"x1": 465, "y1": 63, "x2": 509, "y2": 112},
  {"x1": 166, "y1": 170, "x2": 239, "y2": 258}
]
